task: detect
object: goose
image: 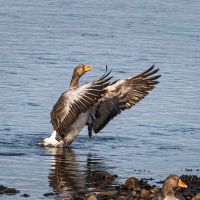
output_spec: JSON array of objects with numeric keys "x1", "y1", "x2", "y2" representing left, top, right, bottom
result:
[
  {"x1": 41, "y1": 64, "x2": 160, "y2": 147},
  {"x1": 162, "y1": 175, "x2": 187, "y2": 200}
]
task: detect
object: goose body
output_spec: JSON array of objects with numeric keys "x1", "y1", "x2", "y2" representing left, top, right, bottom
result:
[
  {"x1": 152, "y1": 175, "x2": 187, "y2": 200},
  {"x1": 41, "y1": 64, "x2": 161, "y2": 147},
  {"x1": 43, "y1": 112, "x2": 89, "y2": 147}
]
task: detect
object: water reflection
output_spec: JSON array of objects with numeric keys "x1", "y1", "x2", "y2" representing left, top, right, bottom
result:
[{"x1": 46, "y1": 148, "x2": 117, "y2": 198}]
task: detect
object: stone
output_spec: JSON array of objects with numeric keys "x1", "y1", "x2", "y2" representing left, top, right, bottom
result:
[
  {"x1": 141, "y1": 188, "x2": 149, "y2": 197},
  {"x1": 21, "y1": 193, "x2": 30, "y2": 198},
  {"x1": 87, "y1": 194, "x2": 97, "y2": 200},
  {"x1": 192, "y1": 193, "x2": 200, "y2": 200},
  {"x1": 124, "y1": 177, "x2": 140, "y2": 189},
  {"x1": 0, "y1": 185, "x2": 20, "y2": 195}
]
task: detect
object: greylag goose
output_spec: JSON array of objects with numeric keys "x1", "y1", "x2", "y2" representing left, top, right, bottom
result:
[
  {"x1": 41, "y1": 64, "x2": 160, "y2": 147},
  {"x1": 163, "y1": 175, "x2": 187, "y2": 200}
]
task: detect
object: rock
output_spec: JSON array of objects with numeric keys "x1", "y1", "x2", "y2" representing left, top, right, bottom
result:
[
  {"x1": 87, "y1": 171, "x2": 117, "y2": 187},
  {"x1": 124, "y1": 177, "x2": 140, "y2": 189},
  {"x1": 131, "y1": 190, "x2": 137, "y2": 197},
  {"x1": 43, "y1": 192, "x2": 58, "y2": 197},
  {"x1": 21, "y1": 193, "x2": 30, "y2": 198},
  {"x1": 150, "y1": 187, "x2": 160, "y2": 194},
  {"x1": 118, "y1": 195, "x2": 127, "y2": 200},
  {"x1": 120, "y1": 191, "x2": 127, "y2": 196},
  {"x1": 0, "y1": 185, "x2": 20, "y2": 195},
  {"x1": 180, "y1": 175, "x2": 200, "y2": 199},
  {"x1": 141, "y1": 188, "x2": 149, "y2": 197},
  {"x1": 192, "y1": 193, "x2": 200, "y2": 200},
  {"x1": 71, "y1": 191, "x2": 86, "y2": 200},
  {"x1": 134, "y1": 186, "x2": 142, "y2": 192},
  {"x1": 87, "y1": 194, "x2": 97, "y2": 200}
]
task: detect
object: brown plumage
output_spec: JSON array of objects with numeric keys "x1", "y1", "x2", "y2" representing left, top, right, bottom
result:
[
  {"x1": 162, "y1": 175, "x2": 187, "y2": 200},
  {"x1": 88, "y1": 65, "x2": 161, "y2": 136},
  {"x1": 152, "y1": 175, "x2": 187, "y2": 200},
  {"x1": 42, "y1": 64, "x2": 160, "y2": 147},
  {"x1": 50, "y1": 64, "x2": 111, "y2": 139}
]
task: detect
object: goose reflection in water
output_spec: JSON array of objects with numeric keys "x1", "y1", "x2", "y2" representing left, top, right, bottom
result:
[{"x1": 46, "y1": 148, "x2": 117, "y2": 198}]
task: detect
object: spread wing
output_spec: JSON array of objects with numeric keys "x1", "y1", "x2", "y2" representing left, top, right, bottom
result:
[
  {"x1": 51, "y1": 70, "x2": 112, "y2": 138},
  {"x1": 89, "y1": 65, "x2": 161, "y2": 134}
]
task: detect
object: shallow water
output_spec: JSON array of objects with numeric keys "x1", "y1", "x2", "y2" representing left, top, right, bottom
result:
[{"x1": 0, "y1": 0, "x2": 200, "y2": 199}]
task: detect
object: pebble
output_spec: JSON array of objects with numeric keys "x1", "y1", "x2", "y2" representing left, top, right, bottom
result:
[
  {"x1": 87, "y1": 194, "x2": 97, "y2": 200},
  {"x1": 150, "y1": 187, "x2": 160, "y2": 194},
  {"x1": 124, "y1": 177, "x2": 140, "y2": 189},
  {"x1": 21, "y1": 193, "x2": 30, "y2": 198},
  {"x1": 0, "y1": 185, "x2": 20, "y2": 195},
  {"x1": 131, "y1": 190, "x2": 137, "y2": 197},
  {"x1": 192, "y1": 193, "x2": 200, "y2": 200},
  {"x1": 141, "y1": 188, "x2": 149, "y2": 197},
  {"x1": 43, "y1": 192, "x2": 58, "y2": 197}
]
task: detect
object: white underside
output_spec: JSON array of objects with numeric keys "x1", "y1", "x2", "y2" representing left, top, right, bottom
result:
[
  {"x1": 42, "y1": 130, "x2": 63, "y2": 147},
  {"x1": 42, "y1": 112, "x2": 89, "y2": 147}
]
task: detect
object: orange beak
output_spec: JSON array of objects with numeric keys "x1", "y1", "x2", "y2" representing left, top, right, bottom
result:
[
  {"x1": 84, "y1": 65, "x2": 93, "y2": 72},
  {"x1": 178, "y1": 179, "x2": 187, "y2": 188}
]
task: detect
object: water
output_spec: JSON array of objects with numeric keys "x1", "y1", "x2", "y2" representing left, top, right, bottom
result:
[{"x1": 0, "y1": 0, "x2": 200, "y2": 199}]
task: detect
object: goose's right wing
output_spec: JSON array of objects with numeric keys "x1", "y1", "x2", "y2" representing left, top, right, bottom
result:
[{"x1": 51, "y1": 70, "x2": 112, "y2": 138}]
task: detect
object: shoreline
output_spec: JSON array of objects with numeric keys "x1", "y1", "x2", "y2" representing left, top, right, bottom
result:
[{"x1": 1, "y1": 174, "x2": 199, "y2": 199}]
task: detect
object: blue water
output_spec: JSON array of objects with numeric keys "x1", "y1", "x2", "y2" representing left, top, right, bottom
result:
[{"x1": 0, "y1": 0, "x2": 200, "y2": 199}]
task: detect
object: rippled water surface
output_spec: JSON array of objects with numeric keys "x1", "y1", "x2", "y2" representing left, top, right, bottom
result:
[{"x1": 0, "y1": 0, "x2": 200, "y2": 199}]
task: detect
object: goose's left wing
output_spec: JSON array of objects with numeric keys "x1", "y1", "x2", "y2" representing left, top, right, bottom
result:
[{"x1": 88, "y1": 65, "x2": 161, "y2": 135}]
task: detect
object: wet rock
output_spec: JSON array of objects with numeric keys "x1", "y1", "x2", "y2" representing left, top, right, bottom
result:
[
  {"x1": 118, "y1": 190, "x2": 128, "y2": 198},
  {"x1": 141, "y1": 188, "x2": 149, "y2": 197},
  {"x1": 96, "y1": 171, "x2": 117, "y2": 181},
  {"x1": 192, "y1": 193, "x2": 200, "y2": 200},
  {"x1": 21, "y1": 193, "x2": 30, "y2": 198},
  {"x1": 0, "y1": 185, "x2": 20, "y2": 195},
  {"x1": 148, "y1": 187, "x2": 162, "y2": 199},
  {"x1": 71, "y1": 191, "x2": 86, "y2": 200},
  {"x1": 139, "y1": 178, "x2": 152, "y2": 190},
  {"x1": 124, "y1": 177, "x2": 140, "y2": 189},
  {"x1": 180, "y1": 175, "x2": 200, "y2": 199},
  {"x1": 185, "y1": 168, "x2": 193, "y2": 172},
  {"x1": 156, "y1": 180, "x2": 164, "y2": 185},
  {"x1": 118, "y1": 195, "x2": 128, "y2": 200},
  {"x1": 134, "y1": 186, "x2": 142, "y2": 192},
  {"x1": 88, "y1": 171, "x2": 117, "y2": 187},
  {"x1": 95, "y1": 191, "x2": 117, "y2": 200},
  {"x1": 43, "y1": 192, "x2": 58, "y2": 197},
  {"x1": 131, "y1": 190, "x2": 137, "y2": 197},
  {"x1": 150, "y1": 187, "x2": 160, "y2": 194},
  {"x1": 87, "y1": 194, "x2": 97, "y2": 200}
]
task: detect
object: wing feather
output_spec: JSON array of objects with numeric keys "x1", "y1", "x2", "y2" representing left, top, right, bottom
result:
[
  {"x1": 90, "y1": 65, "x2": 161, "y2": 134},
  {"x1": 51, "y1": 70, "x2": 111, "y2": 138}
]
